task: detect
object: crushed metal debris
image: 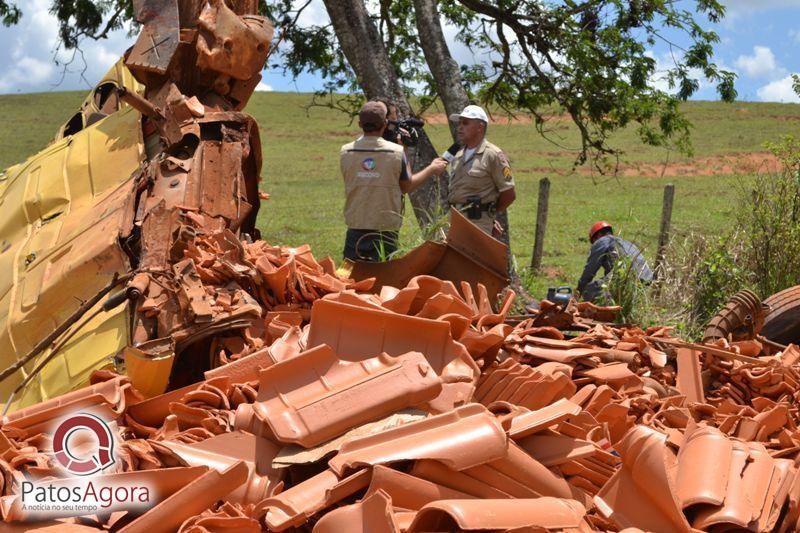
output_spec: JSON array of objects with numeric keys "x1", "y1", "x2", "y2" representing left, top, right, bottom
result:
[{"x1": 2, "y1": 1, "x2": 800, "y2": 532}]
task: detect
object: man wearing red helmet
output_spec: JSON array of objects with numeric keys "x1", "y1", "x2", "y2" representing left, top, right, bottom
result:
[{"x1": 577, "y1": 221, "x2": 653, "y2": 302}]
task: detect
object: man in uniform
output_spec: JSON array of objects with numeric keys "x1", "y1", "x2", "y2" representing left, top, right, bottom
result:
[
  {"x1": 577, "y1": 221, "x2": 654, "y2": 302},
  {"x1": 447, "y1": 105, "x2": 516, "y2": 237},
  {"x1": 340, "y1": 101, "x2": 447, "y2": 261}
]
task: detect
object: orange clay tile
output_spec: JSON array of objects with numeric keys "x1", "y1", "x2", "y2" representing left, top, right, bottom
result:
[
  {"x1": 522, "y1": 336, "x2": 594, "y2": 350},
  {"x1": 702, "y1": 440, "x2": 774, "y2": 530},
  {"x1": 676, "y1": 349, "x2": 705, "y2": 404},
  {"x1": 151, "y1": 430, "x2": 283, "y2": 505},
  {"x1": 475, "y1": 359, "x2": 575, "y2": 412},
  {"x1": 675, "y1": 424, "x2": 733, "y2": 509},
  {"x1": 246, "y1": 345, "x2": 441, "y2": 447},
  {"x1": 409, "y1": 459, "x2": 511, "y2": 499},
  {"x1": 4, "y1": 377, "x2": 142, "y2": 436},
  {"x1": 307, "y1": 299, "x2": 477, "y2": 380},
  {"x1": 516, "y1": 434, "x2": 597, "y2": 467},
  {"x1": 177, "y1": 501, "x2": 261, "y2": 532},
  {"x1": 594, "y1": 426, "x2": 691, "y2": 532},
  {"x1": 377, "y1": 284, "x2": 418, "y2": 314},
  {"x1": 306, "y1": 299, "x2": 478, "y2": 412},
  {"x1": 118, "y1": 462, "x2": 249, "y2": 533},
  {"x1": 311, "y1": 489, "x2": 399, "y2": 533},
  {"x1": 579, "y1": 363, "x2": 641, "y2": 389},
  {"x1": 507, "y1": 399, "x2": 582, "y2": 440},
  {"x1": 203, "y1": 344, "x2": 277, "y2": 383},
  {"x1": 364, "y1": 465, "x2": 474, "y2": 510},
  {"x1": 125, "y1": 376, "x2": 230, "y2": 428},
  {"x1": 759, "y1": 458, "x2": 796, "y2": 531},
  {"x1": 522, "y1": 345, "x2": 607, "y2": 364},
  {"x1": 328, "y1": 403, "x2": 507, "y2": 476},
  {"x1": 256, "y1": 467, "x2": 371, "y2": 531},
  {"x1": 405, "y1": 497, "x2": 589, "y2": 532},
  {"x1": 460, "y1": 441, "x2": 573, "y2": 500}
]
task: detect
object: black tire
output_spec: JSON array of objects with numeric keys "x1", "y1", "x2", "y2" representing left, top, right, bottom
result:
[{"x1": 762, "y1": 285, "x2": 800, "y2": 345}]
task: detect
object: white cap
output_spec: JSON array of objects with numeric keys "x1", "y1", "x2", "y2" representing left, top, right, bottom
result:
[{"x1": 449, "y1": 105, "x2": 488, "y2": 124}]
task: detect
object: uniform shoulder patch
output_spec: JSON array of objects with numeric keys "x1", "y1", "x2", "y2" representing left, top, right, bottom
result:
[
  {"x1": 497, "y1": 151, "x2": 510, "y2": 167},
  {"x1": 497, "y1": 151, "x2": 513, "y2": 181}
]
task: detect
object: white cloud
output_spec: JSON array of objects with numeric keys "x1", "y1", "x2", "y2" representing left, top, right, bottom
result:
[
  {"x1": 724, "y1": 0, "x2": 800, "y2": 11},
  {"x1": 644, "y1": 50, "x2": 722, "y2": 95},
  {"x1": 255, "y1": 82, "x2": 274, "y2": 92},
  {"x1": 0, "y1": 0, "x2": 132, "y2": 94},
  {"x1": 0, "y1": 56, "x2": 54, "y2": 92},
  {"x1": 734, "y1": 46, "x2": 786, "y2": 80},
  {"x1": 757, "y1": 75, "x2": 800, "y2": 103},
  {"x1": 790, "y1": 29, "x2": 800, "y2": 43},
  {"x1": 296, "y1": 0, "x2": 329, "y2": 27}
]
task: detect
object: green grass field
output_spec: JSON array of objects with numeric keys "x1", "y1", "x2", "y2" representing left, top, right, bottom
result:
[{"x1": 2, "y1": 90, "x2": 799, "y2": 297}]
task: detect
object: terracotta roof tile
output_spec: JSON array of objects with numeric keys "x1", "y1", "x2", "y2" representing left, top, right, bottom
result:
[
  {"x1": 244, "y1": 345, "x2": 441, "y2": 447},
  {"x1": 406, "y1": 497, "x2": 590, "y2": 532},
  {"x1": 328, "y1": 404, "x2": 507, "y2": 476}
]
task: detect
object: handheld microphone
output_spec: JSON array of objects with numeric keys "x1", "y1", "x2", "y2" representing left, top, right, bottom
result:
[{"x1": 441, "y1": 143, "x2": 461, "y2": 163}]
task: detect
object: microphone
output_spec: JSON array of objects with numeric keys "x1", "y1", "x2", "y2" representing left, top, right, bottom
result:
[{"x1": 441, "y1": 143, "x2": 460, "y2": 163}]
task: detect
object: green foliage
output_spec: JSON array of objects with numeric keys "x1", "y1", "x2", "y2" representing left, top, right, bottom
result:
[
  {"x1": 0, "y1": 1, "x2": 21, "y2": 26},
  {"x1": 764, "y1": 135, "x2": 800, "y2": 176},
  {"x1": 598, "y1": 253, "x2": 651, "y2": 325},
  {"x1": 656, "y1": 136, "x2": 800, "y2": 338},
  {"x1": 453, "y1": 0, "x2": 736, "y2": 171},
  {"x1": 49, "y1": 0, "x2": 133, "y2": 49},
  {"x1": 734, "y1": 161, "x2": 800, "y2": 298},
  {"x1": 685, "y1": 234, "x2": 748, "y2": 329}
]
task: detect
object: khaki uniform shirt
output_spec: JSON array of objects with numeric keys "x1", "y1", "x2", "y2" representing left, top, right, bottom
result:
[
  {"x1": 448, "y1": 138, "x2": 515, "y2": 234},
  {"x1": 448, "y1": 138, "x2": 514, "y2": 205},
  {"x1": 340, "y1": 136, "x2": 406, "y2": 231}
]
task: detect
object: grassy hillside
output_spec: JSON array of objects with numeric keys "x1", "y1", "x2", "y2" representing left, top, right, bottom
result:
[{"x1": 2, "y1": 90, "x2": 799, "y2": 296}]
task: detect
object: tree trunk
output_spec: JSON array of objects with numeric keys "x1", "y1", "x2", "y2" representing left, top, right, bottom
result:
[
  {"x1": 413, "y1": 0, "x2": 469, "y2": 141},
  {"x1": 322, "y1": 0, "x2": 444, "y2": 227}
]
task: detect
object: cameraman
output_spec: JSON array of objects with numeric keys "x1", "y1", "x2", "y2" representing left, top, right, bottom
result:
[
  {"x1": 447, "y1": 105, "x2": 516, "y2": 238},
  {"x1": 340, "y1": 101, "x2": 448, "y2": 262}
]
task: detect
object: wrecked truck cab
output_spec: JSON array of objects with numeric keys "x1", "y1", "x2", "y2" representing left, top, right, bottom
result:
[
  {"x1": 0, "y1": 61, "x2": 147, "y2": 410},
  {"x1": 0, "y1": 1, "x2": 273, "y2": 412},
  {"x1": 55, "y1": 59, "x2": 145, "y2": 140}
]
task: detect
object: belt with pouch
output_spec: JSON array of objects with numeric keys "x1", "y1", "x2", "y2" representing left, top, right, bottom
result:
[{"x1": 451, "y1": 197, "x2": 496, "y2": 219}]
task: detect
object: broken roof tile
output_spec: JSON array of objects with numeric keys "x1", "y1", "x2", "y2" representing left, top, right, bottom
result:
[
  {"x1": 311, "y1": 489, "x2": 399, "y2": 533},
  {"x1": 406, "y1": 497, "x2": 589, "y2": 532},
  {"x1": 364, "y1": 465, "x2": 474, "y2": 510},
  {"x1": 328, "y1": 404, "x2": 507, "y2": 476},
  {"x1": 118, "y1": 462, "x2": 249, "y2": 533},
  {"x1": 506, "y1": 399, "x2": 582, "y2": 439},
  {"x1": 255, "y1": 467, "x2": 371, "y2": 531}
]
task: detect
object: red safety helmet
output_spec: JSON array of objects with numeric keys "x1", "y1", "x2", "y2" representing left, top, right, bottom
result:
[{"x1": 589, "y1": 221, "x2": 612, "y2": 243}]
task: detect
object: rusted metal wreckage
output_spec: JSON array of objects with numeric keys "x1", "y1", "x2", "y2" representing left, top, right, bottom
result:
[{"x1": 3, "y1": 0, "x2": 800, "y2": 531}]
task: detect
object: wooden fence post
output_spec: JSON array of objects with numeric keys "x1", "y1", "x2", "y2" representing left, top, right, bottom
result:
[
  {"x1": 654, "y1": 183, "x2": 675, "y2": 280},
  {"x1": 531, "y1": 177, "x2": 550, "y2": 271}
]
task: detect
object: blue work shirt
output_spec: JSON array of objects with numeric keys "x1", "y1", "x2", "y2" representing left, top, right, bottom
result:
[{"x1": 577, "y1": 234, "x2": 653, "y2": 293}]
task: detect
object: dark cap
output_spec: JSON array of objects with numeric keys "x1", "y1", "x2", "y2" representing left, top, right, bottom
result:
[{"x1": 359, "y1": 101, "x2": 387, "y2": 131}]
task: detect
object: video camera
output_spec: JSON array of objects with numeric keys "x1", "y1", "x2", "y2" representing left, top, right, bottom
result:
[{"x1": 384, "y1": 117, "x2": 425, "y2": 146}]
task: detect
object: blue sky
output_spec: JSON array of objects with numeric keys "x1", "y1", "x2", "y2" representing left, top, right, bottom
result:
[{"x1": 0, "y1": 0, "x2": 798, "y2": 103}]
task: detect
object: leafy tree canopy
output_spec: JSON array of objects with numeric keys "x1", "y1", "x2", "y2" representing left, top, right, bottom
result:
[{"x1": 7, "y1": 0, "x2": 737, "y2": 170}]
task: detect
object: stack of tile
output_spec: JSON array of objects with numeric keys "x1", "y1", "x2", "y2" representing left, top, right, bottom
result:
[{"x1": 3, "y1": 242, "x2": 800, "y2": 532}]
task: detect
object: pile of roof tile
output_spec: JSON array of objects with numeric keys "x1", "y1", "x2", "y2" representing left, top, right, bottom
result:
[{"x1": 3, "y1": 243, "x2": 800, "y2": 532}]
